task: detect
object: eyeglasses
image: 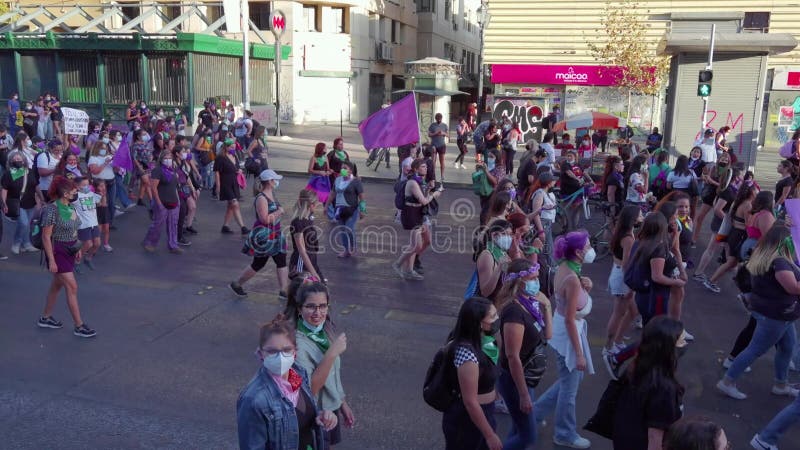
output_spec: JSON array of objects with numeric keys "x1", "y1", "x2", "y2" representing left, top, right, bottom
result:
[
  {"x1": 303, "y1": 303, "x2": 329, "y2": 312},
  {"x1": 259, "y1": 347, "x2": 295, "y2": 358}
]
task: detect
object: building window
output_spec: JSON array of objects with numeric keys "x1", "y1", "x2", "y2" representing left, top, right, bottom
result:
[
  {"x1": 391, "y1": 20, "x2": 401, "y2": 44},
  {"x1": 444, "y1": 0, "x2": 451, "y2": 20},
  {"x1": 302, "y1": 5, "x2": 319, "y2": 32},
  {"x1": 207, "y1": 6, "x2": 227, "y2": 31},
  {"x1": 417, "y1": 0, "x2": 434, "y2": 13},
  {"x1": 249, "y1": 1, "x2": 272, "y2": 30},
  {"x1": 120, "y1": 5, "x2": 139, "y2": 25},
  {"x1": 444, "y1": 42, "x2": 456, "y2": 62},
  {"x1": 465, "y1": 10, "x2": 471, "y2": 32},
  {"x1": 743, "y1": 12, "x2": 770, "y2": 33},
  {"x1": 322, "y1": 7, "x2": 346, "y2": 33},
  {"x1": 162, "y1": 4, "x2": 181, "y2": 22}
]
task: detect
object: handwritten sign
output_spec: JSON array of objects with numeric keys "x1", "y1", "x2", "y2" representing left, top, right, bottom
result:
[
  {"x1": 250, "y1": 105, "x2": 277, "y2": 130},
  {"x1": 62, "y1": 107, "x2": 90, "y2": 136}
]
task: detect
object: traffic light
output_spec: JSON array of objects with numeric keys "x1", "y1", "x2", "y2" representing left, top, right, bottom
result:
[{"x1": 698, "y1": 69, "x2": 713, "y2": 97}]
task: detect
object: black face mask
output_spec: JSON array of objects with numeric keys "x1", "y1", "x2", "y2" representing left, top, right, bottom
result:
[
  {"x1": 485, "y1": 319, "x2": 500, "y2": 336},
  {"x1": 10, "y1": 160, "x2": 24, "y2": 169},
  {"x1": 69, "y1": 194, "x2": 78, "y2": 202}
]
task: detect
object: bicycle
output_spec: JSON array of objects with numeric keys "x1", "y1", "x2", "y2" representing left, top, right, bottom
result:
[
  {"x1": 365, "y1": 147, "x2": 390, "y2": 171},
  {"x1": 552, "y1": 187, "x2": 591, "y2": 237},
  {"x1": 585, "y1": 198, "x2": 616, "y2": 261}
]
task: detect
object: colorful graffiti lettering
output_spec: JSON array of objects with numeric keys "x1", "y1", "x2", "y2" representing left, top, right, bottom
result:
[
  {"x1": 695, "y1": 110, "x2": 745, "y2": 154},
  {"x1": 491, "y1": 99, "x2": 544, "y2": 143}
]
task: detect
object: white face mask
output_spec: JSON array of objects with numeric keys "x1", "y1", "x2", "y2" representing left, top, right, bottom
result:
[
  {"x1": 101, "y1": 137, "x2": 110, "y2": 144},
  {"x1": 115, "y1": 136, "x2": 123, "y2": 143},
  {"x1": 99, "y1": 149, "x2": 107, "y2": 156},
  {"x1": 583, "y1": 247, "x2": 597, "y2": 264},
  {"x1": 180, "y1": 152, "x2": 189, "y2": 160},
  {"x1": 25, "y1": 139, "x2": 32, "y2": 147},
  {"x1": 162, "y1": 159, "x2": 173, "y2": 166},
  {"x1": 494, "y1": 235, "x2": 513, "y2": 251},
  {"x1": 262, "y1": 352, "x2": 295, "y2": 376}
]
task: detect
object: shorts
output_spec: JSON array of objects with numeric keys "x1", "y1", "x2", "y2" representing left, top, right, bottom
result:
[
  {"x1": 726, "y1": 228, "x2": 748, "y2": 261},
  {"x1": 434, "y1": 145, "x2": 447, "y2": 155},
  {"x1": 77, "y1": 226, "x2": 100, "y2": 242},
  {"x1": 96, "y1": 206, "x2": 110, "y2": 225},
  {"x1": 710, "y1": 215, "x2": 722, "y2": 233},
  {"x1": 251, "y1": 252, "x2": 287, "y2": 271},
  {"x1": 608, "y1": 264, "x2": 630, "y2": 296},
  {"x1": 701, "y1": 188, "x2": 716, "y2": 206},
  {"x1": 51, "y1": 240, "x2": 78, "y2": 274}
]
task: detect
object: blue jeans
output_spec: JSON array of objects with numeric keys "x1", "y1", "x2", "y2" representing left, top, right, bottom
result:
[
  {"x1": 759, "y1": 394, "x2": 800, "y2": 445},
  {"x1": 534, "y1": 353, "x2": 584, "y2": 443},
  {"x1": 203, "y1": 162, "x2": 214, "y2": 190},
  {"x1": 726, "y1": 311, "x2": 796, "y2": 383},
  {"x1": 13, "y1": 207, "x2": 33, "y2": 247},
  {"x1": 337, "y1": 209, "x2": 359, "y2": 253},
  {"x1": 497, "y1": 368, "x2": 537, "y2": 449},
  {"x1": 103, "y1": 179, "x2": 117, "y2": 226},
  {"x1": 115, "y1": 173, "x2": 132, "y2": 208}
]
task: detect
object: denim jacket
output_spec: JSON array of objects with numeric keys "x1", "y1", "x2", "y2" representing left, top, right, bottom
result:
[{"x1": 237, "y1": 364, "x2": 326, "y2": 450}]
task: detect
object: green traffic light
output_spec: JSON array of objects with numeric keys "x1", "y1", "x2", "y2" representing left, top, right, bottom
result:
[{"x1": 698, "y1": 84, "x2": 711, "y2": 97}]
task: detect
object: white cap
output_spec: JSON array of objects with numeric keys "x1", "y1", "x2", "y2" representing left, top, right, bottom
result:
[{"x1": 259, "y1": 169, "x2": 283, "y2": 182}]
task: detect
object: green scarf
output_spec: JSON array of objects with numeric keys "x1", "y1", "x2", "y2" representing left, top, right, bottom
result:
[
  {"x1": 9, "y1": 167, "x2": 25, "y2": 181},
  {"x1": 297, "y1": 320, "x2": 330, "y2": 352},
  {"x1": 335, "y1": 150, "x2": 347, "y2": 161},
  {"x1": 562, "y1": 259, "x2": 582, "y2": 275},
  {"x1": 56, "y1": 201, "x2": 74, "y2": 222},
  {"x1": 315, "y1": 156, "x2": 326, "y2": 168},
  {"x1": 481, "y1": 334, "x2": 499, "y2": 364},
  {"x1": 486, "y1": 242, "x2": 506, "y2": 261}
]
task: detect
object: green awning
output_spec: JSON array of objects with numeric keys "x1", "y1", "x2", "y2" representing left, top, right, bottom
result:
[{"x1": 393, "y1": 88, "x2": 469, "y2": 96}]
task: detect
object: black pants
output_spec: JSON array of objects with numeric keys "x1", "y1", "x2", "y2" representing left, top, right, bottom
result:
[
  {"x1": 442, "y1": 400, "x2": 496, "y2": 450},
  {"x1": 730, "y1": 316, "x2": 757, "y2": 358},
  {"x1": 455, "y1": 139, "x2": 467, "y2": 165},
  {"x1": 503, "y1": 148, "x2": 516, "y2": 175},
  {"x1": 177, "y1": 196, "x2": 188, "y2": 241}
]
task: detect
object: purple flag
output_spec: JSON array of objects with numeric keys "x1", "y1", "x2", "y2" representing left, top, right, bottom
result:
[
  {"x1": 358, "y1": 93, "x2": 420, "y2": 149},
  {"x1": 112, "y1": 133, "x2": 134, "y2": 172},
  {"x1": 785, "y1": 199, "x2": 800, "y2": 263}
]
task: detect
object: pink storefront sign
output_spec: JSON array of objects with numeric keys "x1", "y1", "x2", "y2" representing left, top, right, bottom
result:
[{"x1": 492, "y1": 64, "x2": 624, "y2": 86}]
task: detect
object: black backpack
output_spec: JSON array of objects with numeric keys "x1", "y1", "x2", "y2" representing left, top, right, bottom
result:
[
  {"x1": 422, "y1": 341, "x2": 460, "y2": 412},
  {"x1": 394, "y1": 178, "x2": 408, "y2": 210},
  {"x1": 624, "y1": 242, "x2": 652, "y2": 293},
  {"x1": 29, "y1": 204, "x2": 48, "y2": 250},
  {"x1": 541, "y1": 115, "x2": 552, "y2": 130}
]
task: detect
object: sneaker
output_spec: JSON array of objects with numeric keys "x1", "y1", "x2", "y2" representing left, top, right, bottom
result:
[
  {"x1": 750, "y1": 434, "x2": 778, "y2": 450},
  {"x1": 602, "y1": 349, "x2": 620, "y2": 380},
  {"x1": 229, "y1": 282, "x2": 247, "y2": 297},
  {"x1": 178, "y1": 238, "x2": 192, "y2": 246},
  {"x1": 553, "y1": 436, "x2": 591, "y2": 449},
  {"x1": 124, "y1": 203, "x2": 137, "y2": 211},
  {"x1": 102, "y1": 244, "x2": 113, "y2": 252},
  {"x1": 392, "y1": 261, "x2": 404, "y2": 278},
  {"x1": 11, "y1": 243, "x2": 20, "y2": 255},
  {"x1": 403, "y1": 270, "x2": 424, "y2": 281},
  {"x1": 721, "y1": 356, "x2": 751, "y2": 372},
  {"x1": 453, "y1": 162, "x2": 459, "y2": 169},
  {"x1": 683, "y1": 330, "x2": 695, "y2": 342},
  {"x1": 413, "y1": 260, "x2": 424, "y2": 274},
  {"x1": 633, "y1": 315, "x2": 643, "y2": 329},
  {"x1": 114, "y1": 209, "x2": 125, "y2": 217},
  {"x1": 460, "y1": 163, "x2": 467, "y2": 169},
  {"x1": 37, "y1": 316, "x2": 63, "y2": 329},
  {"x1": 221, "y1": 225, "x2": 233, "y2": 234},
  {"x1": 692, "y1": 272, "x2": 708, "y2": 282},
  {"x1": 0, "y1": 253, "x2": 8, "y2": 261},
  {"x1": 241, "y1": 226, "x2": 250, "y2": 235},
  {"x1": 141, "y1": 243, "x2": 156, "y2": 253},
  {"x1": 716, "y1": 380, "x2": 747, "y2": 399},
  {"x1": 169, "y1": 247, "x2": 184, "y2": 254},
  {"x1": 84, "y1": 258, "x2": 95, "y2": 270},
  {"x1": 185, "y1": 226, "x2": 199, "y2": 235},
  {"x1": 73, "y1": 323, "x2": 97, "y2": 338},
  {"x1": 771, "y1": 384, "x2": 800, "y2": 397},
  {"x1": 790, "y1": 361, "x2": 798, "y2": 371},
  {"x1": 703, "y1": 279, "x2": 721, "y2": 293},
  {"x1": 278, "y1": 291, "x2": 288, "y2": 301},
  {"x1": 22, "y1": 244, "x2": 38, "y2": 252}
]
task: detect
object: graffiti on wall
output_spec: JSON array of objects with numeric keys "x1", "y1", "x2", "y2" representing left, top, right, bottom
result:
[
  {"x1": 491, "y1": 98, "x2": 544, "y2": 143},
  {"x1": 695, "y1": 110, "x2": 745, "y2": 154}
]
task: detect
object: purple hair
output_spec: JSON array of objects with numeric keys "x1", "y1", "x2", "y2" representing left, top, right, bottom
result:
[{"x1": 554, "y1": 230, "x2": 590, "y2": 261}]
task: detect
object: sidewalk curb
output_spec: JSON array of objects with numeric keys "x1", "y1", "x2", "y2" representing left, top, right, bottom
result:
[{"x1": 274, "y1": 168, "x2": 473, "y2": 190}]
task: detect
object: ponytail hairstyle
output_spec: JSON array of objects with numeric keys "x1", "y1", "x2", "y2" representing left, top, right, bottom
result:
[
  {"x1": 495, "y1": 258, "x2": 538, "y2": 310},
  {"x1": 473, "y1": 219, "x2": 511, "y2": 262},
  {"x1": 554, "y1": 230, "x2": 589, "y2": 261}
]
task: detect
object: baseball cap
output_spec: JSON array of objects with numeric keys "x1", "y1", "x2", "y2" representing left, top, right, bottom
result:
[
  {"x1": 259, "y1": 169, "x2": 283, "y2": 182},
  {"x1": 704, "y1": 128, "x2": 714, "y2": 135}
]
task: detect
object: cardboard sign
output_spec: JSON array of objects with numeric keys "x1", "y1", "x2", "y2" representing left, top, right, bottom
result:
[
  {"x1": 62, "y1": 107, "x2": 90, "y2": 136},
  {"x1": 250, "y1": 105, "x2": 277, "y2": 130}
]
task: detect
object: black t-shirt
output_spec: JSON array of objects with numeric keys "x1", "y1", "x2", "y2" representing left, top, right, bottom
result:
[
  {"x1": 517, "y1": 158, "x2": 536, "y2": 192},
  {"x1": 151, "y1": 165, "x2": 180, "y2": 205},
  {"x1": 750, "y1": 257, "x2": 800, "y2": 321},
  {"x1": 776, "y1": 177, "x2": 793, "y2": 200},
  {"x1": 290, "y1": 217, "x2": 318, "y2": 255},
  {"x1": 499, "y1": 301, "x2": 543, "y2": 371},
  {"x1": 604, "y1": 173, "x2": 624, "y2": 204},
  {"x1": 717, "y1": 186, "x2": 735, "y2": 213},
  {"x1": 198, "y1": 109, "x2": 214, "y2": 128},
  {"x1": 1, "y1": 170, "x2": 37, "y2": 212},
  {"x1": 559, "y1": 160, "x2": 582, "y2": 196},
  {"x1": 612, "y1": 376, "x2": 683, "y2": 450}
]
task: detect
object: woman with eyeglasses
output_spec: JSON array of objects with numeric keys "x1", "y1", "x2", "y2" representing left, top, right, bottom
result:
[
  {"x1": 284, "y1": 282, "x2": 354, "y2": 447},
  {"x1": 236, "y1": 316, "x2": 337, "y2": 449}
]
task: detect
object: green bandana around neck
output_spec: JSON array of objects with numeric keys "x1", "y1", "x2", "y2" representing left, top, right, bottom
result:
[
  {"x1": 335, "y1": 150, "x2": 347, "y2": 161},
  {"x1": 486, "y1": 242, "x2": 506, "y2": 261},
  {"x1": 563, "y1": 259, "x2": 582, "y2": 275},
  {"x1": 315, "y1": 156, "x2": 326, "y2": 167},
  {"x1": 9, "y1": 167, "x2": 25, "y2": 181},
  {"x1": 56, "y1": 201, "x2": 74, "y2": 222},
  {"x1": 297, "y1": 319, "x2": 330, "y2": 352},
  {"x1": 481, "y1": 334, "x2": 499, "y2": 365}
]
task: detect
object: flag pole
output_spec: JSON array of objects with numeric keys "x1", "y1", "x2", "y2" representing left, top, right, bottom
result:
[{"x1": 412, "y1": 92, "x2": 421, "y2": 144}]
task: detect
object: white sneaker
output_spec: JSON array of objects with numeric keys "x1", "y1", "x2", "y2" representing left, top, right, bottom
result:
[
  {"x1": 683, "y1": 330, "x2": 695, "y2": 341},
  {"x1": 772, "y1": 384, "x2": 799, "y2": 397},
  {"x1": 102, "y1": 244, "x2": 114, "y2": 253},
  {"x1": 460, "y1": 163, "x2": 467, "y2": 169},
  {"x1": 750, "y1": 433, "x2": 778, "y2": 450},
  {"x1": 553, "y1": 436, "x2": 591, "y2": 449},
  {"x1": 453, "y1": 162, "x2": 459, "y2": 169},
  {"x1": 22, "y1": 244, "x2": 38, "y2": 252},
  {"x1": 10, "y1": 243, "x2": 20, "y2": 255},
  {"x1": 722, "y1": 356, "x2": 752, "y2": 372},
  {"x1": 790, "y1": 360, "x2": 797, "y2": 371},
  {"x1": 716, "y1": 380, "x2": 747, "y2": 399}
]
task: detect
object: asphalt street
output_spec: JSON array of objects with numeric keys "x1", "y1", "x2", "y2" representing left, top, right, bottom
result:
[{"x1": 2, "y1": 174, "x2": 800, "y2": 449}]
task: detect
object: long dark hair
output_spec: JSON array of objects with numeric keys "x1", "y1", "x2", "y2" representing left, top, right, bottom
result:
[
  {"x1": 610, "y1": 205, "x2": 640, "y2": 256},
  {"x1": 451, "y1": 297, "x2": 493, "y2": 351},
  {"x1": 629, "y1": 316, "x2": 685, "y2": 394},
  {"x1": 664, "y1": 416, "x2": 722, "y2": 450},
  {"x1": 630, "y1": 211, "x2": 668, "y2": 268},
  {"x1": 658, "y1": 201, "x2": 677, "y2": 222},
  {"x1": 602, "y1": 155, "x2": 621, "y2": 194},
  {"x1": 481, "y1": 190, "x2": 511, "y2": 225},
  {"x1": 751, "y1": 190, "x2": 774, "y2": 214},
  {"x1": 474, "y1": 219, "x2": 511, "y2": 261},
  {"x1": 673, "y1": 155, "x2": 691, "y2": 177},
  {"x1": 626, "y1": 155, "x2": 646, "y2": 184},
  {"x1": 728, "y1": 182, "x2": 755, "y2": 218}
]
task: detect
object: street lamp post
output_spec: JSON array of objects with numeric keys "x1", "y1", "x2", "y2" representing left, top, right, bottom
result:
[{"x1": 476, "y1": 2, "x2": 490, "y2": 121}]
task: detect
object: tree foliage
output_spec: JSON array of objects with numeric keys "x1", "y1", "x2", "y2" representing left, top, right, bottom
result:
[{"x1": 586, "y1": 0, "x2": 670, "y2": 96}]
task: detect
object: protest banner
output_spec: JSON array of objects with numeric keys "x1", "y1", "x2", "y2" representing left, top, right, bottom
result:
[{"x1": 62, "y1": 107, "x2": 90, "y2": 136}]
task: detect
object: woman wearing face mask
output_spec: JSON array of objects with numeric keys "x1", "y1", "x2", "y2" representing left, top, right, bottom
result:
[
  {"x1": 472, "y1": 219, "x2": 513, "y2": 302},
  {"x1": 483, "y1": 124, "x2": 501, "y2": 162},
  {"x1": 214, "y1": 138, "x2": 248, "y2": 235},
  {"x1": 12, "y1": 131, "x2": 35, "y2": 168},
  {"x1": 693, "y1": 166, "x2": 739, "y2": 286},
  {"x1": 576, "y1": 133, "x2": 595, "y2": 160},
  {"x1": 535, "y1": 230, "x2": 597, "y2": 449},
  {"x1": 126, "y1": 101, "x2": 140, "y2": 130},
  {"x1": 230, "y1": 170, "x2": 289, "y2": 300},
  {"x1": 605, "y1": 205, "x2": 642, "y2": 357},
  {"x1": 1, "y1": 150, "x2": 39, "y2": 254},
  {"x1": 327, "y1": 137, "x2": 355, "y2": 190},
  {"x1": 172, "y1": 145, "x2": 198, "y2": 247},
  {"x1": 173, "y1": 108, "x2": 187, "y2": 136},
  {"x1": 527, "y1": 171, "x2": 557, "y2": 266},
  {"x1": 132, "y1": 129, "x2": 154, "y2": 207},
  {"x1": 21, "y1": 102, "x2": 38, "y2": 139},
  {"x1": 694, "y1": 151, "x2": 732, "y2": 244},
  {"x1": 247, "y1": 126, "x2": 270, "y2": 179},
  {"x1": 55, "y1": 152, "x2": 84, "y2": 181},
  {"x1": 775, "y1": 159, "x2": 796, "y2": 215},
  {"x1": 288, "y1": 282, "x2": 356, "y2": 447},
  {"x1": 493, "y1": 260, "x2": 552, "y2": 450},
  {"x1": 290, "y1": 189, "x2": 324, "y2": 281},
  {"x1": 442, "y1": 296, "x2": 503, "y2": 450},
  {"x1": 702, "y1": 183, "x2": 755, "y2": 294},
  {"x1": 612, "y1": 316, "x2": 686, "y2": 450},
  {"x1": 560, "y1": 150, "x2": 594, "y2": 227},
  {"x1": 332, "y1": 161, "x2": 365, "y2": 259},
  {"x1": 306, "y1": 142, "x2": 332, "y2": 205},
  {"x1": 141, "y1": 152, "x2": 182, "y2": 254},
  {"x1": 190, "y1": 125, "x2": 215, "y2": 191},
  {"x1": 716, "y1": 226, "x2": 800, "y2": 400},
  {"x1": 237, "y1": 316, "x2": 338, "y2": 449},
  {"x1": 503, "y1": 120, "x2": 523, "y2": 175},
  {"x1": 625, "y1": 155, "x2": 649, "y2": 210},
  {"x1": 39, "y1": 176, "x2": 96, "y2": 338},
  {"x1": 108, "y1": 130, "x2": 134, "y2": 212},
  {"x1": 87, "y1": 140, "x2": 117, "y2": 227},
  {"x1": 555, "y1": 133, "x2": 575, "y2": 153},
  {"x1": 393, "y1": 159, "x2": 441, "y2": 280}
]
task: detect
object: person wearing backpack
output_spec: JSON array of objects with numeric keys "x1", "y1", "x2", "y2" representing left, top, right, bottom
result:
[
  {"x1": 393, "y1": 159, "x2": 441, "y2": 281},
  {"x1": 1, "y1": 150, "x2": 39, "y2": 254},
  {"x1": 648, "y1": 150, "x2": 671, "y2": 200},
  {"x1": 441, "y1": 297, "x2": 503, "y2": 450}
]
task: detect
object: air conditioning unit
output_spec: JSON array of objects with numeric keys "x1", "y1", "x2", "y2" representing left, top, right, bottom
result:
[{"x1": 376, "y1": 42, "x2": 394, "y2": 63}]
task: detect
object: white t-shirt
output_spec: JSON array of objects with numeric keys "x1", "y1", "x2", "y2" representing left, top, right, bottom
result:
[
  {"x1": 626, "y1": 172, "x2": 645, "y2": 203},
  {"x1": 35, "y1": 151, "x2": 60, "y2": 190},
  {"x1": 534, "y1": 189, "x2": 557, "y2": 221},
  {"x1": 73, "y1": 190, "x2": 102, "y2": 229},
  {"x1": 666, "y1": 171, "x2": 695, "y2": 189},
  {"x1": 88, "y1": 155, "x2": 115, "y2": 180},
  {"x1": 695, "y1": 138, "x2": 717, "y2": 164}
]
